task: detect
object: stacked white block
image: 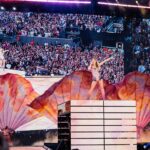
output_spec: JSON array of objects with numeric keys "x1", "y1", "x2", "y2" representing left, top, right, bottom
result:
[
  {"x1": 104, "y1": 101, "x2": 137, "y2": 150},
  {"x1": 71, "y1": 100, "x2": 104, "y2": 150},
  {"x1": 70, "y1": 100, "x2": 137, "y2": 150}
]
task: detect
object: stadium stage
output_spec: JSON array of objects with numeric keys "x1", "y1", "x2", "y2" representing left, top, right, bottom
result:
[
  {"x1": 0, "y1": 11, "x2": 149, "y2": 150},
  {"x1": 0, "y1": 68, "x2": 25, "y2": 76}
]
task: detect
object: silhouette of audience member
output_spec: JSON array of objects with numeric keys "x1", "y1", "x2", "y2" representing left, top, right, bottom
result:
[{"x1": 0, "y1": 133, "x2": 9, "y2": 150}]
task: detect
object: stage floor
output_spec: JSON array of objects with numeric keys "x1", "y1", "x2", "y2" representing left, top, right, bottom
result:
[
  {"x1": 0, "y1": 68, "x2": 25, "y2": 76},
  {"x1": 10, "y1": 147, "x2": 45, "y2": 150}
]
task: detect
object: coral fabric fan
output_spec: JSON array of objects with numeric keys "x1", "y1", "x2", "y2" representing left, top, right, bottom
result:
[
  {"x1": 30, "y1": 71, "x2": 150, "y2": 143},
  {"x1": 0, "y1": 73, "x2": 40, "y2": 131}
]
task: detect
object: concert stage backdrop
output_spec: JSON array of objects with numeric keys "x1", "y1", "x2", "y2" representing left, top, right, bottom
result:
[
  {"x1": 1, "y1": 70, "x2": 150, "y2": 145},
  {"x1": 0, "y1": 12, "x2": 150, "y2": 147}
]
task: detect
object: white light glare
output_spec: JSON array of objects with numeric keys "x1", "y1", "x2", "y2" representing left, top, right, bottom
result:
[
  {"x1": 0, "y1": 6, "x2": 5, "y2": 10},
  {"x1": 12, "y1": 7, "x2": 16, "y2": 11},
  {"x1": 97, "y1": 2, "x2": 150, "y2": 9}
]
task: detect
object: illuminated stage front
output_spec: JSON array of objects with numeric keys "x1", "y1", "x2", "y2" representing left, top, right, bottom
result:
[
  {"x1": 0, "y1": 71, "x2": 150, "y2": 149},
  {"x1": 58, "y1": 100, "x2": 137, "y2": 150},
  {"x1": 0, "y1": 68, "x2": 25, "y2": 76}
]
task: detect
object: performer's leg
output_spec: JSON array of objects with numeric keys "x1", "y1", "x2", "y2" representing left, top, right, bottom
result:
[
  {"x1": 99, "y1": 79, "x2": 106, "y2": 100},
  {"x1": 2, "y1": 59, "x2": 5, "y2": 70},
  {"x1": 87, "y1": 81, "x2": 97, "y2": 99}
]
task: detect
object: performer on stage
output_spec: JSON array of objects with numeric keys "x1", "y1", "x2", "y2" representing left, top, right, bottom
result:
[{"x1": 88, "y1": 56, "x2": 113, "y2": 100}]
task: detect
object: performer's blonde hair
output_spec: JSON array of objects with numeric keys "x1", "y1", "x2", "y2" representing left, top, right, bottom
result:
[{"x1": 91, "y1": 58, "x2": 99, "y2": 69}]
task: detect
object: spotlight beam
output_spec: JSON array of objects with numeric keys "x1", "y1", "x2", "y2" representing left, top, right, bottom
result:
[
  {"x1": 97, "y1": 2, "x2": 150, "y2": 9},
  {"x1": 23, "y1": 0, "x2": 91, "y2": 4}
]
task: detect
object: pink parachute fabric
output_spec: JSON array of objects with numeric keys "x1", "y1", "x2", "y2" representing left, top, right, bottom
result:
[
  {"x1": 30, "y1": 70, "x2": 109, "y2": 121},
  {"x1": 0, "y1": 73, "x2": 40, "y2": 131},
  {"x1": 30, "y1": 71, "x2": 150, "y2": 143},
  {"x1": 107, "y1": 72, "x2": 150, "y2": 139}
]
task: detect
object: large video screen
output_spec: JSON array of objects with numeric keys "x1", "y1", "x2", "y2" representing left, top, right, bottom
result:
[{"x1": 1, "y1": 11, "x2": 150, "y2": 147}]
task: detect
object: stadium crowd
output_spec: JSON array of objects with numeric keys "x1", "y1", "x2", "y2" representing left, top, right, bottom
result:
[
  {"x1": 1, "y1": 42, "x2": 124, "y2": 83},
  {"x1": 130, "y1": 18, "x2": 150, "y2": 73},
  {"x1": 0, "y1": 12, "x2": 123, "y2": 37},
  {"x1": 0, "y1": 12, "x2": 124, "y2": 84}
]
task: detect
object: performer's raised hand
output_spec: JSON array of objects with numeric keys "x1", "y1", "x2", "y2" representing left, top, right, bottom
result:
[{"x1": 98, "y1": 56, "x2": 113, "y2": 67}]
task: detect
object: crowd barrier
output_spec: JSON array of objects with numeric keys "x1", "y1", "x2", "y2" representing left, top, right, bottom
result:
[
  {"x1": 20, "y1": 36, "x2": 75, "y2": 45},
  {"x1": 0, "y1": 34, "x2": 75, "y2": 46}
]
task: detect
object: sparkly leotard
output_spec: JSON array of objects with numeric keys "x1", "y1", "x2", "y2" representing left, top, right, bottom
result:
[{"x1": 88, "y1": 60, "x2": 101, "y2": 81}]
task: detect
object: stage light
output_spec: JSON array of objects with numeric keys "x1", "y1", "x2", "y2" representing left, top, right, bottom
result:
[
  {"x1": 136, "y1": 0, "x2": 139, "y2": 5},
  {"x1": 97, "y1": 2, "x2": 150, "y2": 9},
  {"x1": 143, "y1": 145, "x2": 147, "y2": 149},
  {"x1": 143, "y1": 143, "x2": 150, "y2": 149},
  {"x1": 12, "y1": 7, "x2": 16, "y2": 11},
  {"x1": 24, "y1": 0, "x2": 91, "y2": 4},
  {"x1": 0, "y1": 6, "x2": 5, "y2": 10},
  {"x1": 116, "y1": 0, "x2": 119, "y2": 3}
]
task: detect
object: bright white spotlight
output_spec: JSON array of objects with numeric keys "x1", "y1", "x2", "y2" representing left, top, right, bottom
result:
[
  {"x1": 143, "y1": 145, "x2": 147, "y2": 149},
  {"x1": 136, "y1": 0, "x2": 139, "y2": 4},
  {"x1": 97, "y1": 2, "x2": 150, "y2": 9},
  {"x1": 12, "y1": 7, "x2": 16, "y2": 11},
  {"x1": 0, "y1": 6, "x2": 5, "y2": 10}
]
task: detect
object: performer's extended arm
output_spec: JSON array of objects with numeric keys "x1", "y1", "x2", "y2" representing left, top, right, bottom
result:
[
  {"x1": 0, "y1": 48, "x2": 9, "y2": 54},
  {"x1": 98, "y1": 57, "x2": 113, "y2": 67},
  {"x1": 4, "y1": 50, "x2": 9, "y2": 53}
]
